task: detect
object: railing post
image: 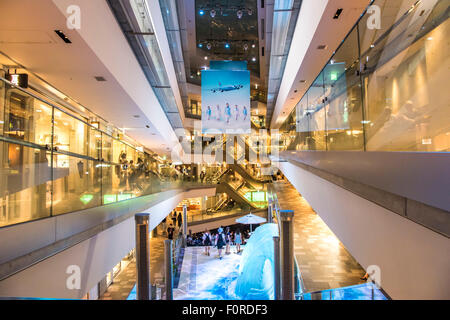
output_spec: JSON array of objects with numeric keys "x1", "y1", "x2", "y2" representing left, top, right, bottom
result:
[
  {"x1": 273, "y1": 236, "x2": 281, "y2": 300},
  {"x1": 135, "y1": 213, "x2": 150, "y2": 300},
  {"x1": 182, "y1": 204, "x2": 188, "y2": 247},
  {"x1": 280, "y1": 210, "x2": 295, "y2": 300},
  {"x1": 164, "y1": 239, "x2": 173, "y2": 300},
  {"x1": 268, "y1": 202, "x2": 273, "y2": 223}
]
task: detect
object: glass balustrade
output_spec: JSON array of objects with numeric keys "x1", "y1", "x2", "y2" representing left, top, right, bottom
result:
[
  {"x1": 280, "y1": 0, "x2": 450, "y2": 153},
  {"x1": 0, "y1": 78, "x2": 213, "y2": 228}
]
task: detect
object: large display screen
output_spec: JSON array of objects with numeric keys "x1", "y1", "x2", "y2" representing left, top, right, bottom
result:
[{"x1": 201, "y1": 68, "x2": 251, "y2": 134}]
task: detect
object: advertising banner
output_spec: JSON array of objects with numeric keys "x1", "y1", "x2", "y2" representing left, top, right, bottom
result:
[{"x1": 201, "y1": 68, "x2": 251, "y2": 134}]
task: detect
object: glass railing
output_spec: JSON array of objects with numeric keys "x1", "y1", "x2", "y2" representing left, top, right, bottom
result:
[
  {"x1": 0, "y1": 77, "x2": 212, "y2": 228},
  {"x1": 280, "y1": 0, "x2": 450, "y2": 153},
  {"x1": 301, "y1": 282, "x2": 389, "y2": 300}
]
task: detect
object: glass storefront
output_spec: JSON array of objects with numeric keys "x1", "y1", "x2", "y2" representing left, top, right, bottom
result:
[
  {"x1": 0, "y1": 79, "x2": 195, "y2": 228},
  {"x1": 280, "y1": 0, "x2": 450, "y2": 153}
]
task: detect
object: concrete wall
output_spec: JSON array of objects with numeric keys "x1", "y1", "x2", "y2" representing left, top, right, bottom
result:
[{"x1": 278, "y1": 161, "x2": 450, "y2": 300}]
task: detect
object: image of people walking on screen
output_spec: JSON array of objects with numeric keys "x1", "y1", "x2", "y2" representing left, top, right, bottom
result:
[{"x1": 225, "y1": 103, "x2": 231, "y2": 124}]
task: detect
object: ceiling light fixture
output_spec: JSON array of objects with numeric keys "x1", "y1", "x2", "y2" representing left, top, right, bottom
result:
[
  {"x1": 247, "y1": 9, "x2": 253, "y2": 16},
  {"x1": 225, "y1": 43, "x2": 230, "y2": 49},
  {"x1": 210, "y1": 9, "x2": 216, "y2": 18},
  {"x1": 199, "y1": 9, "x2": 205, "y2": 15},
  {"x1": 237, "y1": 9, "x2": 243, "y2": 19},
  {"x1": 333, "y1": 8, "x2": 343, "y2": 19},
  {"x1": 243, "y1": 43, "x2": 249, "y2": 51},
  {"x1": 252, "y1": 57, "x2": 256, "y2": 62},
  {"x1": 207, "y1": 42, "x2": 212, "y2": 50}
]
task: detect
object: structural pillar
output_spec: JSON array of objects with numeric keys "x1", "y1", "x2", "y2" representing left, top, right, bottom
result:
[
  {"x1": 164, "y1": 239, "x2": 173, "y2": 300},
  {"x1": 182, "y1": 204, "x2": 188, "y2": 247},
  {"x1": 273, "y1": 236, "x2": 281, "y2": 300},
  {"x1": 280, "y1": 210, "x2": 295, "y2": 300},
  {"x1": 135, "y1": 213, "x2": 150, "y2": 300}
]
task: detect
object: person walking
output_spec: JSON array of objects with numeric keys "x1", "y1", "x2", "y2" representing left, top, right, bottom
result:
[
  {"x1": 225, "y1": 226, "x2": 231, "y2": 255},
  {"x1": 202, "y1": 230, "x2": 212, "y2": 256},
  {"x1": 215, "y1": 227, "x2": 226, "y2": 259},
  {"x1": 234, "y1": 229, "x2": 242, "y2": 253}
]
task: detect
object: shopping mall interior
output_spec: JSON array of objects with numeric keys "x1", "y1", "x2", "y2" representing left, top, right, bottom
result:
[{"x1": 0, "y1": 0, "x2": 448, "y2": 302}]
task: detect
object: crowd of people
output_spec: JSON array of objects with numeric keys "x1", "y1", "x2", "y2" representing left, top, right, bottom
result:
[{"x1": 187, "y1": 224, "x2": 252, "y2": 259}]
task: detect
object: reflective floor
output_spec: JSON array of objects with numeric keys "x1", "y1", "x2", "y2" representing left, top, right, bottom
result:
[{"x1": 174, "y1": 246, "x2": 243, "y2": 300}]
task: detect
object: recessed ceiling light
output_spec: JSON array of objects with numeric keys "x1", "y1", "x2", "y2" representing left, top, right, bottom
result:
[
  {"x1": 54, "y1": 30, "x2": 71, "y2": 43},
  {"x1": 133, "y1": 115, "x2": 140, "y2": 118},
  {"x1": 94, "y1": 76, "x2": 106, "y2": 82},
  {"x1": 333, "y1": 8, "x2": 343, "y2": 19},
  {"x1": 317, "y1": 45, "x2": 327, "y2": 50}
]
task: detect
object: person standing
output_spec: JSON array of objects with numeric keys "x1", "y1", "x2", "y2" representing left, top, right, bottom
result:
[
  {"x1": 177, "y1": 211, "x2": 182, "y2": 231},
  {"x1": 225, "y1": 226, "x2": 231, "y2": 255},
  {"x1": 215, "y1": 227, "x2": 226, "y2": 259},
  {"x1": 202, "y1": 230, "x2": 212, "y2": 256},
  {"x1": 234, "y1": 230, "x2": 242, "y2": 253},
  {"x1": 171, "y1": 210, "x2": 177, "y2": 227},
  {"x1": 167, "y1": 223, "x2": 175, "y2": 240}
]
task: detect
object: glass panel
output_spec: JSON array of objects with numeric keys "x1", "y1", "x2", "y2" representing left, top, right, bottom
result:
[
  {"x1": 3, "y1": 86, "x2": 53, "y2": 147},
  {"x1": 0, "y1": 141, "x2": 51, "y2": 227},
  {"x1": 113, "y1": 139, "x2": 127, "y2": 164},
  {"x1": 0, "y1": 76, "x2": 5, "y2": 133},
  {"x1": 89, "y1": 127, "x2": 102, "y2": 160},
  {"x1": 361, "y1": 0, "x2": 450, "y2": 151},
  {"x1": 307, "y1": 72, "x2": 326, "y2": 150},
  {"x1": 53, "y1": 108, "x2": 88, "y2": 155},
  {"x1": 52, "y1": 154, "x2": 101, "y2": 215},
  {"x1": 102, "y1": 134, "x2": 113, "y2": 162},
  {"x1": 325, "y1": 27, "x2": 364, "y2": 150}
]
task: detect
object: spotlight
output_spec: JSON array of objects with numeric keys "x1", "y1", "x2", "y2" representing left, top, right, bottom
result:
[
  {"x1": 198, "y1": 43, "x2": 203, "y2": 48},
  {"x1": 243, "y1": 43, "x2": 249, "y2": 51},
  {"x1": 237, "y1": 9, "x2": 243, "y2": 19},
  {"x1": 206, "y1": 42, "x2": 212, "y2": 50},
  {"x1": 225, "y1": 43, "x2": 230, "y2": 49},
  {"x1": 247, "y1": 8, "x2": 253, "y2": 16},
  {"x1": 210, "y1": 9, "x2": 216, "y2": 18},
  {"x1": 204, "y1": 56, "x2": 208, "y2": 60},
  {"x1": 251, "y1": 44, "x2": 256, "y2": 48},
  {"x1": 199, "y1": 9, "x2": 205, "y2": 15},
  {"x1": 252, "y1": 57, "x2": 256, "y2": 62}
]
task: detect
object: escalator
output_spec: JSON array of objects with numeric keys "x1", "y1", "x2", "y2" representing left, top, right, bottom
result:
[
  {"x1": 216, "y1": 178, "x2": 258, "y2": 210},
  {"x1": 229, "y1": 163, "x2": 271, "y2": 186}
]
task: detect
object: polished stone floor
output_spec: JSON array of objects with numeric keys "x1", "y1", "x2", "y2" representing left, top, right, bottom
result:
[
  {"x1": 100, "y1": 229, "x2": 167, "y2": 300},
  {"x1": 273, "y1": 180, "x2": 366, "y2": 293}
]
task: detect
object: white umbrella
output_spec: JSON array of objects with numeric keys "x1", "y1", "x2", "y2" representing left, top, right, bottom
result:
[{"x1": 236, "y1": 213, "x2": 267, "y2": 233}]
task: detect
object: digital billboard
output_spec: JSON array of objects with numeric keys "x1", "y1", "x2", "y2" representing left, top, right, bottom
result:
[{"x1": 201, "y1": 68, "x2": 251, "y2": 134}]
